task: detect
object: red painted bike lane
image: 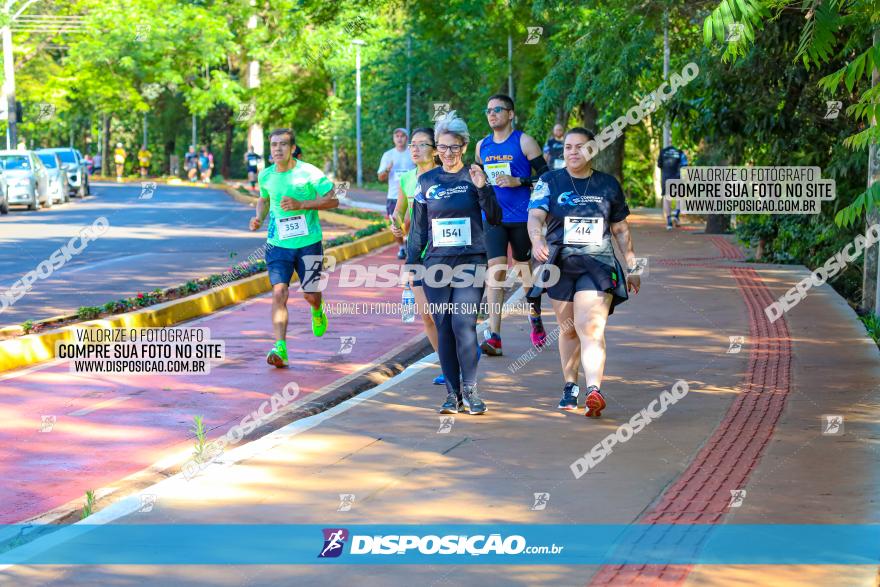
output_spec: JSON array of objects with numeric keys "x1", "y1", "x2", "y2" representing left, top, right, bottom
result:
[{"x1": 0, "y1": 243, "x2": 421, "y2": 524}]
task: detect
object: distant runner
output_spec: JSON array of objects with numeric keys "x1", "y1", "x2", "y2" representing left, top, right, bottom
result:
[
  {"x1": 658, "y1": 144, "x2": 688, "y2": 230},
  {"x1": 543, "y1": 124, "x2": 566, "y2": 170},
  {"x1": 378, "y1": 128, "x2": 416, "y2": 259},
  {"x1": 199, "y1": 146, "x2": 215, "y2": 183},
  {"x1": 137, "y1": 145, "x2": 152, "y2": 178},
  {"x1": 245, "y1": 146, "x2": 263, "y2": 191},
  {"x1": 113, "y1": 143, "x2": 126, "y2": 182},
  {"x1": 184, "y1": 146, "x2": 198, "y2": 181}
]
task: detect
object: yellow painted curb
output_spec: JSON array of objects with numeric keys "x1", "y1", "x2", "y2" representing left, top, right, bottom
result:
[{"x1": 0, "y1": 230, "x2": 395, "y2": 373}]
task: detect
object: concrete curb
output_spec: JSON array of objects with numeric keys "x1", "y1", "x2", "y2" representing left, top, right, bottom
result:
[{"x1": 0, "y1": 230, "x2": 394, "y2": 373}]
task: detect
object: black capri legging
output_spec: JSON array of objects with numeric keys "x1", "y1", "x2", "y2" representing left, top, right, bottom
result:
[
  {"x1": 484, "y1": 221, "x2": 532, "y2": 262},
  {"x1": 422, "y1": 254, "x2": 485, "y2": 394}
]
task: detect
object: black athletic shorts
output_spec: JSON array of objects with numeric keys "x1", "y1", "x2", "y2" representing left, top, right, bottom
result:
[
  {"x1": 484, "y1": 221, "x2": 531, "y2": 262},
  {"x1": 546, "y1": 253, "x2": 629, "y2": 315}
]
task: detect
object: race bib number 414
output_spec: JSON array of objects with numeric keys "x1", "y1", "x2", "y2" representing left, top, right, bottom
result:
[{"x1": 563, "y1": 217, "x2": 603, "y2": 246}]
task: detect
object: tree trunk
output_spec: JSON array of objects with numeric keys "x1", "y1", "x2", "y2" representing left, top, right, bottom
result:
[
  {"x1": 164, "y1": 138, "x2": 175, "y2": 175},
  {"x1": 575, "y1": 101, "x2": 623, "y2": 183},
  {"x1": 705, "y1": 215, "x2": 731, "y2": 234},
  {"x1": 222, "y1": 108, "x2": 233, "y2": 179},
  {"x1": 861, "y1": 28, "x2": 880, "y2": 315},
  {"x1": 101, "y1": 114, "x2": 110, "y2": 176},
  {"x1": 555, "y1": 105, "x2": 567, "y2": 126},
  {"x1": 646, "y1": 115, "x2": 662, "y2": 207}
]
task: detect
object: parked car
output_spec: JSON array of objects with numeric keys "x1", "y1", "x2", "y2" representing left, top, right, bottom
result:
[
  {"x1": 36, "y1": 151, "x2": 70, "y2": 205},
  {"x1": 39, "y1": 147, "x2": 90, "y2": 197},
  {"x1": 0, "y1": 150, "x2": 51, "y2": 210},
  {"x1": 0, "y1": 165, "x2": 8, "y2": 215}
]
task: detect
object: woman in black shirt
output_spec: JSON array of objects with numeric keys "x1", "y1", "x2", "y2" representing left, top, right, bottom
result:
[
  {"x1": 408, "y1": 111, "x2": 502, "y2": 415},
  {"x1": 527, "y1": 127, "x2": 640, "y2": 418}
]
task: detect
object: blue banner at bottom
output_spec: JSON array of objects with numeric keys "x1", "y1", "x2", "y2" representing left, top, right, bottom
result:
[{"x1": 0, "y1": 524, "x2": 878, "y2": 565}]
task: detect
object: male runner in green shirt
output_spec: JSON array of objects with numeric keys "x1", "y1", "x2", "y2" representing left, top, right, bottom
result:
[{"x1": 249, "y1": 128, "x2": 338, "y2": 367}]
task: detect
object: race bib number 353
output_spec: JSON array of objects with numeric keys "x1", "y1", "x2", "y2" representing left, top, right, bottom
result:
[
  {"x1": 276, "y1": 214, "x2": 309, "y2": 240},
  {"x1": 432, "y1": 218, "x2": 472, "y2": 247},
  {"x1": 563, "y1": 217, "x2": 603, "y2": 246}
]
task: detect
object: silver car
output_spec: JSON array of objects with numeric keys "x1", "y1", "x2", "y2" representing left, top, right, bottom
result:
[
  {"x1": 39, "y1": 147, "x2": 90, "y2": 197},
  {"x1": 0, "y1": 166, "x2": 8, "y2": 215},
  {"x1": 0, "y1": 150, "x2": 51, "y2": 210},
  {"x1": 36, "y1": 151, "x2": 70, "y2": 205}
]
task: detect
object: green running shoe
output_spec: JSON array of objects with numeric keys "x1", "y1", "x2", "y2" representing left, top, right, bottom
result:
[
  {"x1": 312, "y1": 303, "x2": 328, "y2": 337},
  {"x1": 266, "y1": 343, "x2": 288, "y2": 368}
]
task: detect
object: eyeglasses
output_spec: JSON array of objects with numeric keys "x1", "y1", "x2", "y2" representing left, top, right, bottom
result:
[
  {"x1": 436, "y1": 144, "x2": 463, "y2": 153},
  {"x1": 485, "y1": 106, "x2": 511, "y2": 115},
  {"x1": 408, "y1": 142, "x2": 435, "y2": 150}
]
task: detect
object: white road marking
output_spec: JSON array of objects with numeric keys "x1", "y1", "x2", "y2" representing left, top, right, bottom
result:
[{"x1": 67, "y1": 396, "x2": 132, "y2": 417}]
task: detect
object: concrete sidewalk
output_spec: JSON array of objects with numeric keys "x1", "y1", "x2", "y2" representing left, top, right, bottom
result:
[{"x1": 3, "y1": 210, "x2": 878, "y2": 586}]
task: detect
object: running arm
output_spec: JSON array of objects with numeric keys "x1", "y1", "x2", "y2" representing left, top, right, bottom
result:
[
  {"x1": 280, "y1": 186, "x2": 339, "y2": 211},
  {"x1": 610, "y1": 219, "x2": 637, "y2": 271},
  {"x1": 527, "y1": 208, "x2": 550, "y2": 262},
  {"x1": 251, "y1": 196, "x2": 270, "y2": 230},
  {"x1": 478, "y1": 184, "x2": 502, "y2": 226},
  {"x1": 406, "y1": 198, "x2": 429, "y2": 265},
  {"x1": 510, "y1": 134, "x2": 549, "y2": 187},
  {"x1": 391, "y1": 185, "x2": 408, "y2": 238}
]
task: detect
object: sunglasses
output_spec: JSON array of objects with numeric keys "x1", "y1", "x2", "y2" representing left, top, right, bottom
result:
[{"x1": 485, "y1": 106, "x2": 511, "y2": 115}]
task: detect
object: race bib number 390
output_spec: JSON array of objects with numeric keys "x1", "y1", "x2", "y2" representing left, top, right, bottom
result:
[
  {"x1": 276, "y1": 214, "x2": 309, "y2": 240},
  {"x1": 484, "y1": 162, "x2": 512, "y2": 186},
  {"x1": 432, "y1": 218, "x2": 472, "y2": 247},
  {"x1": 563, "y1": 217, "x2": 603, "y2": 246}
]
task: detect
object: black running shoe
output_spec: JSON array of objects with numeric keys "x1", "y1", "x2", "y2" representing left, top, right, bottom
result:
[
  {"x1": 462, "y1": 384, "x2": 487, "y2": 415},
  {"x1": 557, "y1": 382, "x2": 579, "y2": 411},
  {"x1": 440, "y1": 391, "x2": 463, "y2": 414}
]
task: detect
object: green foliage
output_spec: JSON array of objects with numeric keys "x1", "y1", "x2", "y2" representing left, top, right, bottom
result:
[
  {"x1": 21, "y1": 320, "x2": 34, "y2": 334},
  {"x1": 859, "y1": 313, "x2": 880, "y2": 344},
  {"x1": 836, "y1": 182, "x2": 880, "y2": 228},
  {"x1": 324, "y1": 221, "x2": 388, "y2": 248},
  {"x1": 331, "y1": 208, "x2": 385, "y2": 221},
  {"x1": 76, "y1": 306, "x2": 102, "y2": 320},
  {"x1": 704, "y1": 0, "x2": 879, "y2": 233},
  {"x1": 81, "y1": 490, "x2": 96, "y2": 520},
  {"x1": 191, "y1": 415, "x2": 208, "y2": 461}
]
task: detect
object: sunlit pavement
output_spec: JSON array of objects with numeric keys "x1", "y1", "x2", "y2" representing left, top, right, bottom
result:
[
  {"x1": 0, "y1": 242, "x2": 422, "y2": 525},
  {"x1": 0, "y1": 183, "x2": 349, "y2": 324},
  {"x1": 2, "y1": 211, "x2": 879, "y2": 586}
]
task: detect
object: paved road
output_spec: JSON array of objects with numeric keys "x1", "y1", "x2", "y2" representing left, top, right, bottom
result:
[
  {"x1": 3, "y1": 212, "x2": 877, "y2": 585},
  {"x1": 0, "y1": 183, "x2": 345, "y2": 325}
]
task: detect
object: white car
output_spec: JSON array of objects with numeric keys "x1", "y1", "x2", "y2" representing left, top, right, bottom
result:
[
  {"x1": 0, "y1": 150, "x2": 51, "y2": 211},
  {"x1": 36, "y1": 151, "x2": 70, "y2": 205},
  {"x1": 39, "y1": 147, "x2": 90, "y2": 197}
]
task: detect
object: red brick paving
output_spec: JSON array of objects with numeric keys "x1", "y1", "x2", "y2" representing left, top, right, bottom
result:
[{"x1": 589, "y1": 237, "x2": 791, "y2": 586}]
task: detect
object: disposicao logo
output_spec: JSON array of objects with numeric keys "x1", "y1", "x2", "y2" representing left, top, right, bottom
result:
[{"x1": 318, "y1": 528, "x2": 349, "y2": 558}]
